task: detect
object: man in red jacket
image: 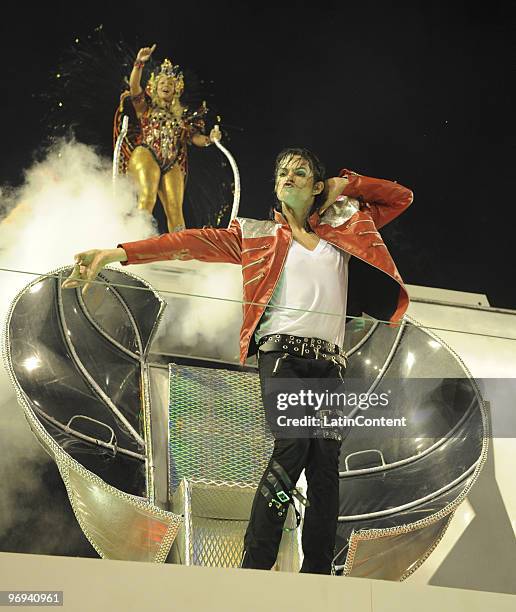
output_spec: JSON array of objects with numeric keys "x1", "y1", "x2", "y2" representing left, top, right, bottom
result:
[{"x1": 63, "y1": 147, "x2": 413, "y2": 574}]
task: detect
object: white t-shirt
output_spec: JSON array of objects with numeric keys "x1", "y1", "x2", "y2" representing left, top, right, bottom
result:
[{"x1": 255, "y1": 238, "x2": 350, "y2": 348}]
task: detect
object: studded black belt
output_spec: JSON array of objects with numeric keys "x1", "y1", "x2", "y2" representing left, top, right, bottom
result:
[{"x1": 258, "y1": 333, "x2": 346, "y2": 363}]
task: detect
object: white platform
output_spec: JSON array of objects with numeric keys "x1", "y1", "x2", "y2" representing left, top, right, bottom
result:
[{"x1": 1, "y1": 551, "x2": 514, "y2": 612}]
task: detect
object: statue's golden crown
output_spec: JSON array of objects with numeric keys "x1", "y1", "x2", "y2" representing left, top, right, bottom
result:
[{"x1": 147, "y1": 58, "x2": 185, "y2": 98}]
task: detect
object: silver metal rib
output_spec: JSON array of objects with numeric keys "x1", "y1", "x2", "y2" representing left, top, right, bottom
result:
[
  {"x1": 338, "y1": 460, "x2": 478, "y2": 522},
  {"x1": 141, "y1": 363, "x2": 155, "y2": 503},
  {"x1": 99, "y1": 267, "x2": 167, "y2": 360},
  {"x1": 76, "y1": 288, "x2": 140, "y2": 362},
  {"x1": 213, "y1": 137, "x2": 241, "y2": 226},
  {"x1": 57, "y1": 275, "x2": 145, "y2": 447},
  {"x1": 97, "y1": 272, "x2": 144, "y2": 356},
  {"x1": 112, "y1": 114, "x2": 128, "y2": 181},
  {"x1": 339, "y1": 393, "x2": 479, "y2": 477},
  {"x1": 345, "y1": 320, "x2": 380, "y2": 357}
]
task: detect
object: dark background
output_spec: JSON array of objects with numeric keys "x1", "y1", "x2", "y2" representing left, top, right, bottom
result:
[{"x1": 1, "y1": 0, "x2": 514, "y2": 307}]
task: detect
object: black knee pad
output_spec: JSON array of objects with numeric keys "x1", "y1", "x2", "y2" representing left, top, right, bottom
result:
[{"x1": 260, "y1": 460, "x2": 308, "y2": 529}]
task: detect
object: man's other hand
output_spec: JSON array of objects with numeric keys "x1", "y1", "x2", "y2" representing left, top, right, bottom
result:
[
  {"x1": 61, "y1": 248, "x2": 127, "y2": 295},
  {"x1": 319, "y1": 177, "x2": 350, "y2": 215}
]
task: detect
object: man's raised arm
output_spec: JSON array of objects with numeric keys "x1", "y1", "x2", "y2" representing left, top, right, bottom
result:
[{"x1": 337, "y1": 168, "x2": 413, "y2": 229}]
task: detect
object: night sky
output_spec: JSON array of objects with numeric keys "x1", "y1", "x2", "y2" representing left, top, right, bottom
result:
[{"x1": 1, "y1": 0, "x2": 514, "y2": 307}]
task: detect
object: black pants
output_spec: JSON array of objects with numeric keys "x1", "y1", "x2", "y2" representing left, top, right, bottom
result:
[{"x1": 241, "y1": 352, "x2": 343, "y2": 575}]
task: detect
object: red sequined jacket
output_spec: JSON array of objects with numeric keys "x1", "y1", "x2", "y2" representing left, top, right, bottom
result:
[{"x1": 120, "y1": 169, "x2": 413, "y2": 364}]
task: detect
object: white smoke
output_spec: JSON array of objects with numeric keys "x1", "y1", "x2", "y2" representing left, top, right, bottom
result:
[
  {"x1": 0, "y1": 134, "x2": 245, "y2": 390},
  {"x1": 142, "y1": 257, "x2": 243, "y2": 362},
  {"x1": 0, "y1": 139, "x2": 154, "y2": 315},
  {"x1": 0, "y1": 139, "x2": 244, "y2": 369},
  {"x1": 0, "y1": 139, "x2": 244, "y2": 545},
  {"x1": 0, "y1": 138, "x2": 154, "y2": 398}
]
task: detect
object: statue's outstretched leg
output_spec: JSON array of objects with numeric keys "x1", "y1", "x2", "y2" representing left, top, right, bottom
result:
[
  {"x1": 128, "y1": 146, "x2": 161, "y2": 214},
  {"x1": 159, "y1": 164, "x2": 186, "y2": 232}
]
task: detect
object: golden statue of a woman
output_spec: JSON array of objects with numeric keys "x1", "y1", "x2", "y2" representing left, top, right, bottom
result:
[{"x1": 115, "y1": 44, "x2": 221, "y2": 232}]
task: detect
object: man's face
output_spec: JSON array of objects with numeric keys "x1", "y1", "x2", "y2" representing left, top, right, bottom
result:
[{"x1": 275, "y1": 155, "x2": 322, "y2": 209}]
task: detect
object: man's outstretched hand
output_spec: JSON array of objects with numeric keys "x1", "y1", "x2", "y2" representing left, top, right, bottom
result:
[{"x1": 61, "y1": 248, "x2": 128, "y2": 295}]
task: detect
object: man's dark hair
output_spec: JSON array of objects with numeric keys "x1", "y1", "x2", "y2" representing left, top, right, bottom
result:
[
  {"x1": 271, "y1": 147, "x2": 326, "y2": 220},
  {"x1": 274, "y1": 147, "x2": 326, "y2": 185}
]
